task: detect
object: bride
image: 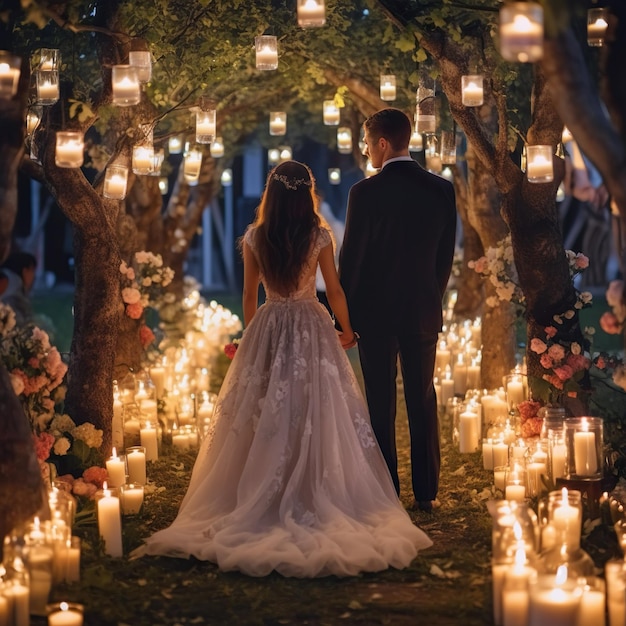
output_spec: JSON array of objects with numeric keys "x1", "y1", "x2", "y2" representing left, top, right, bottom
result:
[{"x1": 134, "y1": 160, "x2": 432, "y2": 577}]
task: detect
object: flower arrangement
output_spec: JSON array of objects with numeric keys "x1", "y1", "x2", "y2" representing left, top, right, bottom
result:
[
  {"x1": 518, "y1": 400, "x2": 544, "y2": 438},
  {"x1": 468, "y1": 234, "x2": 524, "y2": 310},
  {"x1": 600, "y1": 280, "x2": 626, "y2": 336},
  {"x1": 0, "y1": 302, "x2": 105, "y2": 492},
  {"x1": 120, "y1": 250, "x2": 175, "y2": 320}
]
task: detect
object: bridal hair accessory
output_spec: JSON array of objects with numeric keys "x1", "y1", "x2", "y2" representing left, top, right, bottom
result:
[{"x1": 272, "y1": 173, "x2": 313, "y2": 190}]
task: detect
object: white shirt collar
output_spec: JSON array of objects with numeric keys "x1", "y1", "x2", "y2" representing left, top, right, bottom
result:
[{"x1": 382, "y1": 155, "x2": 414, "y2": 169}]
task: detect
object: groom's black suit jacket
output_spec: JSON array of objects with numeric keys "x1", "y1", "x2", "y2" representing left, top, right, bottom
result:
[{"x1": 339, "y1": 159, "x2": 457, "y2": 336}]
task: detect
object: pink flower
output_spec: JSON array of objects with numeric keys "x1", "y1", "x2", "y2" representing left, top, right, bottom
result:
[
  {"x1": 126, "y1": 301, "x2": 144, "y2": 319},
  {"x1": 55, "y1": 475, "x2": 75, "y2": 491},
  {"x1": 71, "y1": 478, "x2": 97, "y2": 499},
  {"x1": 543, "y1": 374, "x2": 564, "y2": 390},
  {"x1": 469, "y1": 256, "x2": 489, "y2": 274},
  {"x1": 606, "y1": 280, "x2": 625, "y2": 308},
  {"x1": 33, "y1": 432, "x2": 55, "y2": 462},
  {"x1": 567, "y1": 353, "x2": 590, "y2": 372},
  {"x1": 530, "y1": 338, "x2": 548, "y2": 354},
  {"x1": 600, "y1": 311, "x2": 622, "y2": 334},
  {"x1": 554, "y1": 364, "x2": 575, "y2": 381},
  {"x1": 139, "y1": 324, "x2": 156, "y2": 347},
  {"x1": 518, "y1": 400, "x2": 542, "y2": 421},
  {"x1": 83, "y1": 466, "x2": 108, "y2": 488},
  {"x1": 545, "y1": 326, "x2": 558, "y2": 339},
  {"x1": 540, "y1": 353, "x2": 555, "y2": 369},
  {"x1": 574, "y1": 254, "x2": 589, "y2": 269},
  {"x1": 521, "y1": 417, "x2": 543, "y2": 438},
  {"x1": 547, "y1": 344, "x2": 566, "y2": 362},
  {"x1": 224, "y1": 343, "x2": 238, "y2": 360}
]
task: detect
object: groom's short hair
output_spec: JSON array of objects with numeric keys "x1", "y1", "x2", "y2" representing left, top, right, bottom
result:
[{"x1": 364, "y1": 108, "x2": 411, "y2": 152}]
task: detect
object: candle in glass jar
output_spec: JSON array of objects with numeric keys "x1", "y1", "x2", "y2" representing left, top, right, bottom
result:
[
  {"x1": 140, "y1": 422, "x2": 159, "y2": 461},
  {"x1": 5, "y1": 583, "x2": 29, "y2": 626},
  {"x1": 527, "y1": 153, "x2": 553, "y2": 181},
  {"x1": 55, "y1": 132, "x2": 84, "y2": 168},
  {"x1": 111, "y1": 65, "x2": 141, "y2": 106},
  {"x1": 323, "y1": 101, "x2": 340, "y2": 125},
  {"x1": 0, "y1": 62, "x2": 19, "y2": 98},
  {"x1": 37, "y1": 78, "x2": 59, "y2": 102},
  {"x1": 499, "y1": 6, "x2": 543, "y2": 63},
  {"x1": 121, "y1": 484, "x2": 144, "y2": 515},
  {"x1": 269, "y1": 113, "x2": 286, "y2": 135},
  {"x1": 297, "y1": 0, "x2": 325, "y2": 27},
  {"x1": 461, "y1": 76, "x2": 484, "y2": 107},
  {"x1": 48, "y1": 602, "x2": 84, "y2": 626}
]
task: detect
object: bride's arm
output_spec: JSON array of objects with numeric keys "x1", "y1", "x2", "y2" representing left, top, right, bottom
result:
[{"x1": 242, "y1": 241, "x2": 260, "y2": 327}]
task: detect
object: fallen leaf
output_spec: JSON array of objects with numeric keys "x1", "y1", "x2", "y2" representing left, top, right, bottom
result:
[{"x1": 348, "y1": 600, "x2": 363, "y2": 610}]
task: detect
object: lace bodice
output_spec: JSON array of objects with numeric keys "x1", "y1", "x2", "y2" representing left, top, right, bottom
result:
[{"x1": 244, "y1": 226, "x2": 331, "y2": 302}]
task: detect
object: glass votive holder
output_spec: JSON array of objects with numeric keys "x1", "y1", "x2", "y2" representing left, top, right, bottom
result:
[
  {"x1": 111, "y1": 64, "x2": 140, "y2": 106},
  {"x1": 504, "y1": 465, "x2": 527, "y2": 502},
  {"x1": 499, "y1": 1, "x2": 544, "y2": 63},
  {"x1": 528, "y1": 573, "x2": 582, "y2": 623},
  {"x1": 526, "y1": 145, "x2": 554, "y2": 183},
  {"x1": 440, "y1": 130, "x2": 457, "y2": 165},
  {"x1": 125, "y1": 446, "x2": 147, "y2": 485},
  {"x1": 323, "y1": 100, "x2": 340, "y2": 125},
  {"x1": 502, "y1": 559, "x2": 537, "y2": 626},
  {"x1": 128, "y1": 49, "x2": 152, "y2": 83},
  {"x1": 379, "y1": 74, "x2": 396, "y2": 101},
  {"x1": 120, "y1": 483, "x2": 144, "y2": 515},
  {"x1": 0, "y1": 51, "x2": 21, "y2": 98},
  {"x1": 55, "y1": 131, "x2": 84, "y2": 168},
  {"x1": 195, "y1": 109, "x2": 216, "y2": 144},
  {"x1": 36, "y1": 69, "x2": 60, "y2": 105},
  {"x1": 255, "y1": 35, "x2": 278, "y2": 70},
  {"x1": 269, "y1": 111, "x2": 287, "y2": 136},
  {"x1": 25, "y1": 542, "x2": 54, "y2": 616},
  {"x1": 103, "y1": 164, "x2": 129, "y2": 200},
  {"x1": 139, "y1": 419, "x2": 159, "y2": 461},
  {"x1": 587, "y1": 8, "x2": 609, "y2": 47},
  {"x1": 461, "y1": 74, "x2": 484, "y2": 107},
  {"x1": 563, "y1": 416, "x2": 603, "y2": 479},
  {"x1": 47, "y1": 601, "x2": 84, "y2": 626},
  {"x1": 132, "y1": 143, "x2": 155, "y2": 175},
  {"x1": 547, "y1": 488, "x2": 582, "y2": 550},
  {"x1": 494, "y1": 465, "x2": 508, "y2": 492}
]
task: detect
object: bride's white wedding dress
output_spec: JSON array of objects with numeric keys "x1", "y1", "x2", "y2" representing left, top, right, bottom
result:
[{"x1": 136, "y1": 226, "x2": 432, "y2": 577}]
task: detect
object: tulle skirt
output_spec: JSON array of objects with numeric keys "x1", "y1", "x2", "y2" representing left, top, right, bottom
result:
[{"x1": 136, "y1": 297, "x2": 431, "y2": 577}]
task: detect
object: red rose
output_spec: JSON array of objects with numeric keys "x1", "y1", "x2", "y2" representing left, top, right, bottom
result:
[
  {"x1": 139, "y1": 324, "x2": 156, "y2": 347},
  {"x1": 126, "y1": 301, "x2": 144, "y2": 320},
  {"x1": 224, "y1": 342, "x2": 238, "y2": 360}
]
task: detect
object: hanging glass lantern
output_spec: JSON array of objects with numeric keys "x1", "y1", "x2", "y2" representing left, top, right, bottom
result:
[
  {"x1": 111, "y1": 65, "x2": 141, "y2": 106},
  {"x1": 55, "y1": 131, "x2": 84, "y2": 168},
  {"x1": 461, "y1": 75, "x2": 484, "y2": 107},
  {"x1": 499, "y1": 2, "x2": 544, "y2": 63},
  {"x1": 269, "y1": 112, "x2": 287, "y2": 136},
  {"x1": 255, "y1": 35, "x2": 278, "y2": 70},
  {"x1": 196, "y1": 109, "x2": 216, "y2": 144},
  {"x1": 526, "y1": 145, "x2": 553, "y2": 183},
  {"x1": 35, "y1": 48, "x2": 60, "y2": 71},
  {"x1": 151, "y1": 149, "x2": 165, "y2": 175},
  {"x1": 328, "y1": 168, "x2": 341, "y2": 185},
  {"x1": 337, "y1": 127, "x2": 352, "y2": 154},
  {"x1": 132, "y1": 125, "x2": 155, "y2": 175},
  {"x1": 587, "y1": 8, "x2": 609, "y2": 47},
  {"x1": 323, "y1": 100, "x2": 340, "y2": 125},
  {"x1": 168, "y1": 135, "x2": 183, "y2": 155},
  {"x1": 268, "y1": 148, "x2": 281, "y2": 165},
  {"x1": 128, "y1": 50, "x2": 152, "y2": 83},
  {"x1": 103, "y1": 164, "x2": 129, "y2": 200},
  {"x1": 380, "y1": 75, "x2": 396, "y2": 101},
  {"x1": 36, "y1": 69, "x2": 60, "y2": 105},
  {"x1": 0, "y1": 51, "x2": 21, "y2": 99},
  {"x1": 297, "y1": 0, "x2": 326, "y2": 27},
  {"x1": 425, "y1": 134, "x2": 442, "y2": 173},
  {"x1": 415, "y1": 76, "x2": 436, "y2": 133},
  {"x1": 26, "y1": 106, "x2": 42, "y2": 135},
  {"x1": 210, "y1": 137, "x2": 225, "y2": 158},
  {"x1": 441, "y1": 130, "x2": 457, "y2": 165},
  {"x1": 409, "y1": 130, "x2": 423, "y2": 152},
  {"x1": 183, "y1": 147, "x2": 203, "y2": 182}
]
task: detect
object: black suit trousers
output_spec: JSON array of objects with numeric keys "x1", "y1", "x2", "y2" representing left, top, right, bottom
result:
[{"x1": 358, "y1": 333, "x2": 440, "y2": 501}]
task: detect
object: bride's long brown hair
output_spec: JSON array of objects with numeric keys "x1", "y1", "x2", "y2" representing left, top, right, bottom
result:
[{"x1": 250, "y1": 161, "x2": 321, "y2": 295}]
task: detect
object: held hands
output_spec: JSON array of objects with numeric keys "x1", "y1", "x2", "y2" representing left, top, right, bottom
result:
[{"x1": 338, "y1": 330, "x2": 359, "y2": 350}]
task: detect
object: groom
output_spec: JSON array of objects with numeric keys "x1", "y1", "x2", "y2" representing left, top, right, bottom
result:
[{"x1": 339, "y1": 108, "x2": 457, "y2": 512}]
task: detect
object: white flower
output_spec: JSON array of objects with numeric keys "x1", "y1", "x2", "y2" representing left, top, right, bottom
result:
[
  {"x1": 122, "y1": 287, "x2": 142, "y2": 304},
  {"x1": 50, "y1": 413, "x2": 76, "y2": 433},
  {"x1": 571, "y1": 342, "x2": 582, "y2": 355},
  {"x1": 10, "y1": 373, "x2": 24, "y2": 395},
  {"x1": 71, "y1": 423, "x2": 104, "y2": 449},
  {"x1": 53, "y1": 437, "x2": 71, "y2": 456},
  {"x1": 142, "y1": 277, "x2": 153, "y2": 287}
]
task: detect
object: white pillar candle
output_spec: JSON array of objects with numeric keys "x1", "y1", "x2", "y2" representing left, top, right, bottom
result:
[
  {"x1": 528, "y1": 572, "x2": 582, "y2": 626},
  {"x1": 492, "y1": 561, "x2": 511, "y2": 626},
  {"x1": 140, "y1": 398, "x2": 158, "y2": 423},
  {"x1": 483, "y1": 438, "x2": 494, "y2": 470},
  {"x1": 574, "y1": 429, "x2": 597, "y2": 476},
  {"x1": 552, "y1": 489, "x2": 581, "y2": 549},
  {"x1": 605, "y1": 560, "x2": 626, "y2": 626},
  {"x1": 106, "y1": 448, "x2": 126, "y2": 488},
  {"x1": 459, "y1": 409, "x2": 479, "y2": 453},
  {"x1": 466, "y1": 361, "x2": 481, "y2": 390},
  {"x1": 140, "y1": 422, "x2": 159, "y2": 461},
  {"x1": 5, "y1": 584, "x2": 29, "y2": 626},
  {"x1": 526, "y1": 462, "x2": 547, "y2": 498},
  {"x1": 149, "y1": 366, "x2": 166, "y2": 399},
  {"x1": 577, "y1": 578, "x2": 606, "y2": 626},
  {"x1": 27, "y1": 545, "x2": 54, "y2": 615},
  {"x1": 126, "y1": 447, "x2": 147, "y2": 485},
  {"x1": 494, "y1": 466, "x2": 507, "y2": 491},
  {"x1": 506, "y1": 377, "x2": 525, "y2": 408},
  {"x1": 66, "y1": 537, "x2": 81, "y2": 583},
  {"x1": 97, "y1": 486, "x2": 123, "y2": 557},
  {"x1": 505, "y1": 482, "x2": 526, "y2": 502},
  {"x1": 112, "y1": 395, "x2": 124, "y2": 451},
  {"x1": 172, "y1": 430, "x2": 190, "y2": 450},
  {"x1": 492, "y1": 441, "x2": 510, "y2": 468}
]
